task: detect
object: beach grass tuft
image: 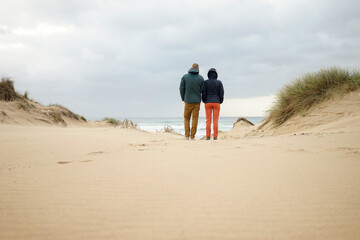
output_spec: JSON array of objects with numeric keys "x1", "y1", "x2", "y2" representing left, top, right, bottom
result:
[
  {"x1": 103, "y1": 117, "x2": 120, "y2": 126},
  {"x1": 0, "y1": 77, "x2": 21, "y2": 101},
  {"x1": 163, "y1": 124, "x2": 176, "y2": 133},
  {"x1": 233, "y1": 117, "x2": 254, "y2": 127},
  {"x1": 267, "y1": 66, "x2": 360, "y2": 126},
  {"x1": 23, "y1": 91, "x2": 29, "y2": 100},
  {"x1": 103, "y1": 117, "x2": 138, "y2": 129}
]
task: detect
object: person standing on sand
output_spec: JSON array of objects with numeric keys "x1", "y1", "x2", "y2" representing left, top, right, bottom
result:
[
  {"x1": 179, "y1": 63, "x2": 204, "y2": 140},
  {"x1": 202, "y1": 68, "x2": 224, "y2": 140}
]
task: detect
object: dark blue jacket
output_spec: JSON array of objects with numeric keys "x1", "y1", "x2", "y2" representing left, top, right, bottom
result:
[{"x1": 202, "y1": 69, "x2": 224, "y2": 104}]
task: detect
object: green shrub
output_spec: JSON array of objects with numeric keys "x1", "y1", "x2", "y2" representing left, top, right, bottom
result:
[
  {"x1": 267, "y1": 67, "x2": 360, "y2": 126},
  {"x1": 23, "y1": 91, "x2": 29, "y2": 100}
]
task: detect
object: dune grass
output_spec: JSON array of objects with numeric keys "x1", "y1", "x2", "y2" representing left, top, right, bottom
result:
[
  {"x1": 103, "y1": 117, "x2": 120, "y2": 126},
  {"x1": 103, "y1": 117, "x2": 138, "y2": 128},
  {"x1": 233, "y1": 117, "x2": 254, "y2": 127},
  {"x1": 23, "y1": 91, "x2": 29, "y2": 100},
  {"x1": 267, "y1": 67, "x2": 360, "y2": 126},
  {"x1": 0, "y1": 77, "x2": 21, "y2": 101}
]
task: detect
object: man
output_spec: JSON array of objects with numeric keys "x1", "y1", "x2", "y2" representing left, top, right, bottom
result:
[{"x1": 179, "y1": 63, "x2": 204, "y2": 140}]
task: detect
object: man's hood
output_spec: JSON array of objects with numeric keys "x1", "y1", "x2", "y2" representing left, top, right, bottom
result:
[
  {"x1": 188, "y1": 68, "x2": 199, "y2": 74},
  {"x1": 207, "y1": 68, "x2": 218, "y2": 79}
]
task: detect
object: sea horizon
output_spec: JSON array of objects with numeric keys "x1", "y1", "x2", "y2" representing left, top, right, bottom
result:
[{"x1": 105, "y1": 116, "x2": 266, "y2": 138}]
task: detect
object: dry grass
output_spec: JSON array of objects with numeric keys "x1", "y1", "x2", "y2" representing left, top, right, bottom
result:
[
  {"x1": 17, "y1": 101, "x2": 35, "y2": 111},
  {"x1": 157, "y1": 124, "x2": 181, "y2": 135},
  {"x1": 0, "y1": 77, "x2": 21, "y2": 101},
  {"x1": 103, "y1": 117, "x2": 138, "y2": 129},
  {"x1": 233, "y1": 117, "x2": 254, "y2": 127},
  {"x1": 163, "y1": 124, "x2": 175, "y2": 133},
  {"x1": 48, "y1": 111, "x2": 67, "y2": 126},
  {"x1": 267, "y1": 67, "x2": 360, "y2": 126},
  {"x1": 49, "y1": 104, "x2": 87, "y2": 121},
  {"x1": 1, "y1": 78, "x2": 88, "y2": 125}
]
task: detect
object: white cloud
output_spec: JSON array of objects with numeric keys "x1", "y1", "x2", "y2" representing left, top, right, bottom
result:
[
  {"x1": 12, "y1": 23, "x2": 73, "y2": 36},
  {"x1": 0, "y1": 43, "x2": 25, "y2": 50},
  {"x1": 220, "y1": 95, "x2": 276, "y2": 117},
  {"x1": 0, "y1": 0, "x2": 359, "y2": 118},
  {"x1": 81, "y1": 48, "x2": 104, "y2": 61}
]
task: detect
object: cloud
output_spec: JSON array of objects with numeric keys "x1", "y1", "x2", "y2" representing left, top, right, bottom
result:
[
  {"x1": 0, "y1": 43, "x2": 25, "y2": 50},
  {"x1": 221, "y1": 95, "x2": 276, "y2": 117},
  {"x1": 11, "y1": 23, "x2": 73, "y2": 36},
  {"x1": 0, "y1": 0, "x2": 359, "y2": 118},
  {"x1": 81, "y1": 48, "x2": 104, "y2": 61}
]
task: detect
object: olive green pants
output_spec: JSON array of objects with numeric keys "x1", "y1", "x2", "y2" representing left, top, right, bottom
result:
[{"x1": 184, "y1": 102, "x2": 200, "y2": 139}]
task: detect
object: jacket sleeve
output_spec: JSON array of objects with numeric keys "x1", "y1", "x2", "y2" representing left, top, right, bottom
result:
[
  {"x1": 219, "y1": 81, "x2": 224, "y2": 104},
  {"x1": 200, "y1": 76, "x2": 204, "y2": 92},
  {"x1": 202, "y1": 81, "x2": 207, "y2": 103},
  {"x1": 179, "y1": 77, "x2": 185, "y2": 101}
]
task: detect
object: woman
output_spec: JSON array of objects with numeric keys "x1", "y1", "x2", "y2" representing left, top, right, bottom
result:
[{"x1": 202, "y1": 68, "x2": 224, "y2": 140}]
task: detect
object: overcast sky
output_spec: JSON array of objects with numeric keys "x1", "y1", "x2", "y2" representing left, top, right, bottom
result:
[{"x1": 1, "y1": 0, "x2": 359, "y2": 119}]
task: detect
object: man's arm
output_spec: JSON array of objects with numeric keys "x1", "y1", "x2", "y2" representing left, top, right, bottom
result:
[{"x1": 179, "y1": 77, "x2": 185, "y2": 101}]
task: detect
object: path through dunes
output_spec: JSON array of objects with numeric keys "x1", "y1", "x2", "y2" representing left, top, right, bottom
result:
[{"x1": 1, "y1": 125, "x2": 360, "y2": 240}]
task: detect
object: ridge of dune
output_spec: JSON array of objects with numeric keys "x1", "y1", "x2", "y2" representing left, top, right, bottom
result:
[
  {"x1": 0, "y1": 99, "x2": 89, "y2": 127},
  {"x1": 222, "y1": 89, "x2": 360, "y2": 139}
]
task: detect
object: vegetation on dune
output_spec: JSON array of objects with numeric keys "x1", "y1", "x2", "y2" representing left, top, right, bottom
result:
[
  {"x1": 267, "y1": 67, "x2": 360, "y2": 126},
  {"x1": 1, "y1": 77, "x2": 88, "y2": 123},
  {"x1": 233, "y1": 117, "x2": 254, "y2": 127},
  {"x1": 0, "y1": 77, "x2": 21, "y2": 101},
  {"x1": 103, "y1": 117, "x2": 120, "y2": 126},
  {"x1": 103, "y1": 117, "x2": 138, "y2": 129},
  {"x1": 48, "y1": 104, "x2": 86, "y2": 121},
  {"x1": 48, "y1": 111, "x2": 67, "y2": 126},
  {"x1": 162, "y1": 124, "x2": 176, "y2": 133},
  {"x1": 23, "y1": 91, "x2": 29, "y2": 100},
  {"x1": 17, "y1": 101, "x2": 35, "y2": 111}
]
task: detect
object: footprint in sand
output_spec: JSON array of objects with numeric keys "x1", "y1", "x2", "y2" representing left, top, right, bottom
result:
[
  {"x1": 87, "y1": 151, "x2": 105, "y2": 155},
  {"x1": 57, "y1": 161, "x2": 72, "y2": 164},
  {"x1": 288, "y1": 148, "x2": 308, "y2": 153},
  {"x1": 57, "y1": 160, "x2": 93, "y2": 164},
  {"x1": 327, "y1": 147, "x2": 360, "y2": 155}
]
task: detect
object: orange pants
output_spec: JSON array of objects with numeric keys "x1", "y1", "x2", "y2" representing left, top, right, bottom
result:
[{"x1": 205, "y1": 103, "x2": 220, "y2": 138}]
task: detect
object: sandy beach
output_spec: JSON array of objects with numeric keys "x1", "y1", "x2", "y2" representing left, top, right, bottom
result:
[{"x1": 1, "y1": 91, "x2": 360, "y2": 239}]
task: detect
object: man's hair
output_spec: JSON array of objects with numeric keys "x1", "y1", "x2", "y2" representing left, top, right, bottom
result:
[{"x1": 192, "y1": 63, "x2": 199, "y2": 69}]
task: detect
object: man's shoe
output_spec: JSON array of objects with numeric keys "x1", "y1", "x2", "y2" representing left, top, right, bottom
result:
[
  {"x1": 206, "y1": 137, "x2": 210, "y2": 140},
  {"x1": 184, "y1": 137, "x2": 189, "y2": 140},
  {"x1": 213, "y1": 137, "x2": 218, "y2": 140},
  {"x1": 190, "y1": 138, "x2": 195, "y2": 140}
]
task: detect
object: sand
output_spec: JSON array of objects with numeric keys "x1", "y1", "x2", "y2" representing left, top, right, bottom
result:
[{"x1": 1, "y1": 91, "x2": 360, "y2": 239}]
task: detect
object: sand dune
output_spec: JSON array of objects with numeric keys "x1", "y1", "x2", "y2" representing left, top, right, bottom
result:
[{"x1": 1, "y1": 90, "x2": 360, "y2": 239}]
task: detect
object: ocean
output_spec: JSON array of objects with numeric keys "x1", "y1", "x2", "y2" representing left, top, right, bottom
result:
[{"x1": 128, "y1": 117, "x2": 265, "y2": 139}]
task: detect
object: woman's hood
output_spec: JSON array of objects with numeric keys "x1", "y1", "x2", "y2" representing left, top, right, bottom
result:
[{"x1": 207, "y1": 68, "x2": 218, "y2": 79}]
